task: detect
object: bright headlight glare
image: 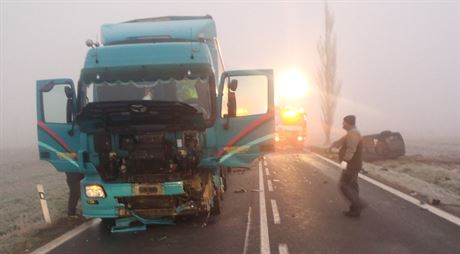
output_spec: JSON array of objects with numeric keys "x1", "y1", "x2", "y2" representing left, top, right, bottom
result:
[
  {"x1": 297, "y1": 136, "x2": 304, "y2": 141},
  {"x1": 275, "y1": 136, "x2": 280, "y2": 142},
  {"x1": 85, "y1": 185, "x2": 106, "y2": 198}
]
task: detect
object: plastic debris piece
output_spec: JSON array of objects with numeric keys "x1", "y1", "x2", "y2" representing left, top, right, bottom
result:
[
  {"x1": 234, "y1": 187, "x2": 247, "y2": 193},
  {"x1": 251, "y1": 189, "x2": 263, "y2": 192},
  {"x1": 158, "y1": 236, "x2": 168, "y2": 241},
  {"x1": 409, "y1": 191, "x2": 417, "y2": 196},
  {"x1": 273, "y1": 179, "x2": 281, "y2": 182}
]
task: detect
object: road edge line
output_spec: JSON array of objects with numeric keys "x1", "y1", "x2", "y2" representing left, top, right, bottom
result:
[
  {"x1": 31, "y1": 218, "x2": 101, "y2": 254},
  {"x1": 313, "y1": 153, "x2": 460, "y2": 227}
]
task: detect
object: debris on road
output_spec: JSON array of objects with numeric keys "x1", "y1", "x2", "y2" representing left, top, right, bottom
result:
[
  {"x1": 234, "y1": 187, "x2": 247, "y2": 193},
  {"x1": 251, "y1": 189, "x2": 263, "y2": 192}
]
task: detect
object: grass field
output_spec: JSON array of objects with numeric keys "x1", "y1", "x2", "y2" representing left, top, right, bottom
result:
[{"x1": 0, "y1": 148, "x2": 72, "y2": 253}]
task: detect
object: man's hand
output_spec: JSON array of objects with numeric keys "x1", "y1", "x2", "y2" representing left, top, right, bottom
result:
[{"x1": 340, "y1": 161, "x2": 348, "y2": 170}]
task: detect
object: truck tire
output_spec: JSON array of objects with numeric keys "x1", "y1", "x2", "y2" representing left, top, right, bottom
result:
[
  {"x1": 211, "y1": 192, "x2": 222, "y2": 215},
  {"x1": 100, "y1": 218, "x2": 115, "y2": 230},
  {"x1": 222, "y1": 167, "x2": 228, "y2": 191}
]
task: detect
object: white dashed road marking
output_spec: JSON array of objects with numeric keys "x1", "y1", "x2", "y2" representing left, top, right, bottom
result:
[
  {"x1": 267, "y1": 180, "x2": 274, "y2": 192},
  {"x1": 278, "y1": 243, "x2": 289, "y2": 254},
  {"x1": 259, "y1": 160, "x2": 271, "y2": 254},
  {"x1": 242, "y1": 206, "x2": 252, "y2": 254},
  {"x1": 271, "y1": 199, "x2": 281, "y2": 224}
]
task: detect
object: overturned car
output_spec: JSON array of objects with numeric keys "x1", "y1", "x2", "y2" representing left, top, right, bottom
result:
[{"x1": 361, "y1": 131, "x2": 406, "y2": 161}]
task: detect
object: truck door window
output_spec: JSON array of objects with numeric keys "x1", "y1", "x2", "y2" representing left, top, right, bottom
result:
[
  {"x1": 222, "y1": 75, "x2": 268, "y2": 117},
  {"x1": 42, "y1": 84, "x2": 72, "y2": 124}
]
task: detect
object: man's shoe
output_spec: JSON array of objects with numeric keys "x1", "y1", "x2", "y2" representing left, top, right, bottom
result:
[{"x1": 343, "y1": 210, "x2": 360, "y2": 218}]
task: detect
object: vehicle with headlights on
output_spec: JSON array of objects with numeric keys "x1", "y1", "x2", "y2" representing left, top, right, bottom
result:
[
  {"x1": 275, "y1": 109, "x2": 307, "y2": 151},
  {"x1": 35, "y1": 16, "x2": 275, "y2": 232}
]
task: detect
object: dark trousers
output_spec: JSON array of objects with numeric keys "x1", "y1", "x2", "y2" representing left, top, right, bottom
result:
[
  {"x1": 65, "y1": 173, "x2": 84, "y2": 216},
  {"x1": 339, "y1": 169, "x2": 362, "y2": 211}
]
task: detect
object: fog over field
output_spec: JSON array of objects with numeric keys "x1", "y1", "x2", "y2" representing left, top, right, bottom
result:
[
  {"x1": 1, "y1": 0, "x2": 459, "y2": 149},
  {"x1": 0, "y1": 3, "x2": 459, "y2": 253}
]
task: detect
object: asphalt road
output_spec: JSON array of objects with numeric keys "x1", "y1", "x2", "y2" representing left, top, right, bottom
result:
[{"x1": 47, "y1": 153, "x2": 460, "y2": 254}]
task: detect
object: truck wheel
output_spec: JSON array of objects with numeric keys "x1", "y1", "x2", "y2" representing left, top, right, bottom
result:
[
  {"x1": 211, "y1": 192, "x2": 222, "y2": 215},
  {"x1": 100, "y1": 218, "x2": 115, "y2": 230},
  {"x1": 222, "y1": 167, "x2": 228, "y2": 191}
]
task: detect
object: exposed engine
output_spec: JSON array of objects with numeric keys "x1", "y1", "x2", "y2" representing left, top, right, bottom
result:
[
  {"x1": 93, "y1": 130, "x2": 202, "y2": 183},
  {"x1": 91, "y1": 130, "x2": 216, "y2": 217}
]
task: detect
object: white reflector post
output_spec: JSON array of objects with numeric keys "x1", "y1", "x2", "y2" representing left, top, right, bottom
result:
[{"x1": 37, "y1": 184, "x2": 52, "y2": 224}]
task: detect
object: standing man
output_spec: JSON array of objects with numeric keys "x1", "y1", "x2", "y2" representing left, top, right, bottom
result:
[
  {"x1": 330, "y1": 115, "x2": 365, "y2": 217},
  {"x1": 65, "y1": 172, "x2": 84, "y2": 218}
]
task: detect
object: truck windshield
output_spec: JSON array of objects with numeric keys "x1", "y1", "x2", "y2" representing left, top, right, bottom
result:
[{"x1": 81, "y1": 78, "x2": 212, "y2": 119}]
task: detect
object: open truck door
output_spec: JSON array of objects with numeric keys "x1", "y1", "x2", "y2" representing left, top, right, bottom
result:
[
  {"x1": 216, "y1": 70, "x2": 275, "y2": 167},
  {"x1": 36, "y1": 79, "x2": 81, "y2": 172}
]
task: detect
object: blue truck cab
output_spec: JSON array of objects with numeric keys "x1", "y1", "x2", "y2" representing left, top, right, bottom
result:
[{"x1": 36, "y1": 16, "x2": 274, "y2": 231}]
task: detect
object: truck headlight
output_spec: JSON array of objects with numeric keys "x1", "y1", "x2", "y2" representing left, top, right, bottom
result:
[
  {"x1": 275, "y1": 136, "x2": 280, "y2": 142},
  {"x1": 297, "y1": 136, "x2": 304, "y2": 141},
  {"x1": 85, "y1": 185, "x2": 106, "y2": 198}
]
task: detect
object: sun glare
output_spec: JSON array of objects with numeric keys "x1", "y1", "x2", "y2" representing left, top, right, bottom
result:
[{"x1": 277, "y1": 69, "x2": 309, "y2": 99}]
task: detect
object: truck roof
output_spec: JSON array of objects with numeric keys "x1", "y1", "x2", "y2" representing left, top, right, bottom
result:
[
  {"x1": 81, "y1": 42, "x2": 213, "y2": 84},
  {"x1": 101, "y1": 15, "x2": 217, "y2": 46}
]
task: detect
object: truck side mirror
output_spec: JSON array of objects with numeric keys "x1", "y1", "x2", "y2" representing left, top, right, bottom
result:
[
  {"x1": 229, "y1": 79, "x2": 238, "y2": 91},
  {"x1": 65, "y1": 86, "x2": 74, "y2": 123},
  {"x1": 227, "y1": 79, "x2": 237, "y2": 118},
  {"x1": 227, "y1": 91, "x2": 236, "y2": 118},
  {"x1": 65, "y1": 86, "x2": 74, "y2": 99}
]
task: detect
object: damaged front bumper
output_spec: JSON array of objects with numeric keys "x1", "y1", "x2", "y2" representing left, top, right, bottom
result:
[
  {"x1": 81, "y1": 176, "x2": 216, "y2": 232},
  {"x1": 81, "y1": 175, "x2": 202, "y2": 222}
]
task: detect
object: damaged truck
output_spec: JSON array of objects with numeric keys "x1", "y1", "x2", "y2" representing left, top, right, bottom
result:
[{"x1": 36, "y1": 16, "x2": 275, "y2": 232}]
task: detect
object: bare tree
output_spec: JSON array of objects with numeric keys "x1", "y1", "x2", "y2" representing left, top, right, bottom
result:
[{"x1": 317, "y1": 2, "x2": 342, "y2": 145}]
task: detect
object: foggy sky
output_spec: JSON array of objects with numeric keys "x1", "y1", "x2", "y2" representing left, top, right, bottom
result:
[{"x1": 1, "y1": 0, "x2": 459, "y2": 149}]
